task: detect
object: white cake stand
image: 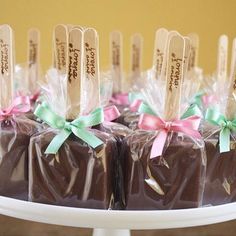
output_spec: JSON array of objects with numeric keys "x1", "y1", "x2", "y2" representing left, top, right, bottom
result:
[{"x1": 0, "y1": 196, "x2": 235, "y2": 236}]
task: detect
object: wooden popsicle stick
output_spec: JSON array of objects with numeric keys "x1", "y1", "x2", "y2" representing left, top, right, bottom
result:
[
  {"x1": 130, "y1": 33, "x2": 143, "y2": 79},
  {"x1": 164, "y1": 34, "x2": 185, "y2": 120},
  {"x1": 183, "y1": 37, "x2": 191, "y2": 79},
  {"x1": 187, "y1": 33, "x2": 199, "y2": 71},
  {"x1": 230, "y1": 38, "x2": 236, "y2": 77},
  {"x1": 152, "y1": 28, "x2": 168, "y2": 79},
  {"x1": 0, "y1": 24, "x2": 14, "y2": 108},
  {"x1": 53, "y1": 24, "x2": 68, "y2": 74},
  {"x1": 217, "y1": 35, "x2": 228, "y2": 83},
  {"x1": 84, "y1": 28, "x2": 100, "y2": 112},
  {"x1": 225, "y1": 38, "x2": 236, "y2": 119},
  {"x1": 66, "y1": 28, "x2": 83, "y2": 120},
  {"x1": 160, "y1": 31, "x2": 179, "y2": 81},
  {"x1": 27, "y1": 28, "x2": 40, "y2": 93},
  {"x1": 110, "y1": 31, "x2": 123, "y2": 93}
]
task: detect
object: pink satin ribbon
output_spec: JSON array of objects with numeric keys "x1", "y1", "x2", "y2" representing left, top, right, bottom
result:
[
  {"x1": 103, "y1": 105, "x2": 120, "y2": 122},
  {"x1": 30, "y1": 90, "x2": 41, "y2": 103},
  {"x1": 202, "y1": 94, "x2": 217, "y2": 108},
  {"x1": 110, "y1": 93, "x2": 129, "y2": 105},
  {"x1": 138, "y1": 114, "x2": 201, "y2": 158},
  {"x1": 0, "y1": 96, "x2": 31, "y2": 121},
  {"x1": 130, "y1": 99, "x2": 142, "y2": 112},
  {"x1": 16, "y1": 90, "x2": 41, "y2": 104}
]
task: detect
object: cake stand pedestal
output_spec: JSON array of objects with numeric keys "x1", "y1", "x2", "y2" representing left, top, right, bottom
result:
[{"x1": 0, "y1": 196, "x2": 235, "y2": 236}]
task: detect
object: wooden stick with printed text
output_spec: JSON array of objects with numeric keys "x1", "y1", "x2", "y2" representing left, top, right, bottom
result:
[
  {"x1": 152, "y1": 28, "x2": 168, "y2": 79},
  {"x1": 0, "y1": 25, "x2": 14, "y2": 108},
  {"x1": 187, "y1": 33, "x2": 199, "y2": 71},
  {"x1": 130, "y1": 33, "x2": 143, "y2": 80},
  {"x1": 53, "y1": 24, "x2": 68, "y2": 74},
  {"x1": 27, "y1": 28, "x2": 40, "y2": 93},
  {"x1": 160, "y1": 30, "x2": 180, "y2": 81},
  {"x1": 217, "y1": 35, "x2": 228, "y2": 83},
  {"x1": 164, "y1": 35, "x2": 185, "y2": 120},
  {"x1": 66, "y1": 28, "x2": 83, "y2": 120},
  {"x1": 110, "y1": 31, "x2": 123, "y2": 93},
  {"x1": 183, "y1": 37, "x2": 191, "y2": 78},
  {"x1": 83, "y1": 28, "x2": 100, "y2": 113},
  {"x1": 225, "y1": 38, "x2": 236, "y2": 119}
]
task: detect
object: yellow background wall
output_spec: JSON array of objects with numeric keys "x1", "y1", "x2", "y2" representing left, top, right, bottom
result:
[{"x1": 0, "y1": 0, "x2": 235, "y2": 74}]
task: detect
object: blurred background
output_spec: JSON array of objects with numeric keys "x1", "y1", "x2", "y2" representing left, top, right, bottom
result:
[
  {"x1": 0, "y1": 0, "x2": 236, "y2": 235},
  {"x1": 1, "y1": 0, "x2": 236, "y2": 74}
]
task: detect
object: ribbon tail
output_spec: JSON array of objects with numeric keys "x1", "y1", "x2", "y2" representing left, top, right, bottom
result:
[
  {"x1": 72, "y1": 127, "x2": 103, "y2": 149},
  {"x1": 45, "y1": 129, "x2": 71, "y2": 154},
  {"x1": 150, "y1": 130, "x2": 168, "y2": 159},
  {"x1": 219, "y1": 128, "x2": 231, "y2": 153}
]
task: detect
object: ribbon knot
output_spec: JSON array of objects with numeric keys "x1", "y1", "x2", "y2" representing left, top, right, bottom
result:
[
  {"x1": 34, "y1": 103, "x2": 104, "y2": 154},
  {"x1": 222, "y1": 120, "x2": 234, "y2": 130},
  {"x1": 205, "y1": 108, "x2": 236, "y2": 153},
  {"x1": 164, "y1": 121, "x2": 172, "y2": 131}
]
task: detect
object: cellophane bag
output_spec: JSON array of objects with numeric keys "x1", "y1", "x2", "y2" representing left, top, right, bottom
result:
[
  {"x1": 115, "y1": 70, "x2": 158, "y2": 130},
  {"x1": 202, "y1": 83, "x2": 236, "y2": 206},
  {"x1": 123, "y1": 69, "x2": 206, "y2": 210},
  {"x1": 124, "y1": 130, "x2": 206, "y2": 209},
  {"x1": 29, "y1": 68, "x2": 119, "y2": 209},
  {"x1": 100, "y1": 71, "x2": 132, "y2": 209},
  {"x1": 203, "y1": 126, "x2": 236, "y2": 205},
  {"x1": 0, "y1": 114, "x2": 41, "y2": 200}
]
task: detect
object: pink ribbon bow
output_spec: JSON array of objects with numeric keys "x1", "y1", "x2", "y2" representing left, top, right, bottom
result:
[
  {"x1": 130, "y1": 99, "x2": 142, "y2": 112},
  {"x1": 110, "y1": 93, "x2": 129, "y2": 105},
  {"x1": 138, "y1": 114, "x2": 201, "y2": 158},
  {"x1": 103, "y1": 105, "x2": 120, "y2": 122},
  {"x1": 0, "y1": 96, "x2": 31, "y2": 121}
]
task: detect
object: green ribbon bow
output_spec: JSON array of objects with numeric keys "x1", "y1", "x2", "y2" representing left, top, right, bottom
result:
[
  {"x1": 205, "y1": 108, "x2": 236, "y2": 153},
  {"x1": 34, "y1": 103, "x2": 104, "y2": 154}
]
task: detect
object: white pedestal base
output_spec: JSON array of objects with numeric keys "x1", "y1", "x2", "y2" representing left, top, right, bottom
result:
[{"x1": 93, "y1": 228, "x2": 131, "y2": 236}]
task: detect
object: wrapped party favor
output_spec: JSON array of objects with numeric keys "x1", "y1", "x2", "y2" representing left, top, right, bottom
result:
[
  {"x1": 124, "y1": 34, "x2": 206, "y2": 210},
  {"x1": 0, "y1": 25, "x2": 41, "y2": 200},
  {"x1": 29, "y1": 27, "x2": 119, "y2": 209},
  {"x1": 203, "y1": 37, "x2": 236, "y2": 205}
]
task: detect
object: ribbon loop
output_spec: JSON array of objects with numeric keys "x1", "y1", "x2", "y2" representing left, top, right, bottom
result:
[{"x1": 34, "y1": 104, "x2": 104, "y2": 154}]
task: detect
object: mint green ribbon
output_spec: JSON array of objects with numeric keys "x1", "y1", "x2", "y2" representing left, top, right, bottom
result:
[
  {"x1": 138, "y1": 102, "x2": 202, "y2": 119},
  {"x1": 181, "y1": 104, "x2": 202, "y2": 119},
  {"x1": 34, "y1": 103, "x2": 104, "y2": 154},
  {"x1": 138, "y1": 102, "x2": 156, "y2": 115},
  {"x1": 128, "y1": 92, "x2": 143, "y2": 103},
  {"x1": 191, "y1": 91, "x2": 205, "y2": 108},
  {"x1": 205, "y1": 108, "x2": 236, "y2": 153}
]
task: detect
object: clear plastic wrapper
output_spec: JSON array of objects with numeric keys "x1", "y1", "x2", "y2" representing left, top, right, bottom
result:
[
  {"x1": 203, "y1": 124, "x2": 236, "y2": 206},
  {"x1": 96, "y1": 122, "x2": 131, "y2": 209},
  {"x1": 124, "y1": 130, "x2": 206, "y2": 210},
  {"x1": 29, "y1": 128, "x2": 118, "y2": 209},
  {"x1": 0, "y1": 116, "x2": 41, "y2": 200},
  {"x1": 29, "y1": 68, "x2": 123, "y2": 209}
]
